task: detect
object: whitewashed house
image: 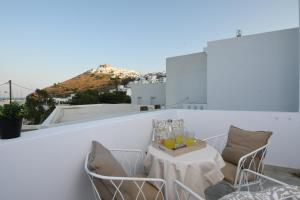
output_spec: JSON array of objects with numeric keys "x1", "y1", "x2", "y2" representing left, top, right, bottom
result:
[
  {"x1": 166, "y1": 52, "x2": 207, "y2": 109},
  {"x1": 129, "y1": 81, "x2": 166, "y2": 106},
  {"x1": 167, "y1": 28, "x2": 299, "y2": 112}
]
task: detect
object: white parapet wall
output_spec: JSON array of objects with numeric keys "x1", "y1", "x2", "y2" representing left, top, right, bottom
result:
[
  {"x1": 177, "y1": 109, "x2": 300, "y2": 169},
  {"x1": 0, "y1": 109, "x2": 177, "y2": 200},
  {"x1": 0, "y1": 109, "x2": 299, "y2": 199}
]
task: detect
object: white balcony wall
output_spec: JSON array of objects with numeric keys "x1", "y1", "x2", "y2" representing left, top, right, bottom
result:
[
  {"x1": 207, "y1": 28, "x2": 299, "y2": 112},
  {"x1": 0, "y1": 110, "x2": 177, "y2": 200},
  {"x1": 1, "y1": 109, "x2": 300, "y2": 200},
  {"x1": 166, "y1": 52, "x2": 207, "y2": 108},
  {"x1": 177, "y1": 109, "x2": 300, "y2": 169}
]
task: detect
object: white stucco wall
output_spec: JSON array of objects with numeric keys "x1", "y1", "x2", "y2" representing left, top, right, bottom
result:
[
  {"x1": 177, "y1": 109, "x2": 300, "y2": 169},
  {"x1": 207, "y1": 28, "x2": 299, "y2": 112},
  {"x1": 0, "y1": 109, "x2": 299, "y2": 200},
  {"x1": 166, "y1": 52, "x2": 207, "y2": 108},
  {"x1": 0, "y1": 110, "x2": 176, "y2": 200},
  {"x1": 129, "y1": 82, "x2": 166, "y2": 105}
]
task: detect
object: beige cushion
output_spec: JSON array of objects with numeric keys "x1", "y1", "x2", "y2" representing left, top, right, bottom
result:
[
  {"x1": 222, "y1": 161, "x2": 237, "y2": 185},
  {"x1": 135, "y1": 173, "x2": 164, "y2": 200},
  {"x1": 88, "y1": 141, "x2": 128, "y2": 199},
  {"x1": 222, "y1": 161, "x2": 256, "y2": 185},
  {"x1": 88, "y1": 141, "x2": 163, "y2": 200},
  {"x1": 222, "y1": 125, "x2": 272, "y2": 166}
]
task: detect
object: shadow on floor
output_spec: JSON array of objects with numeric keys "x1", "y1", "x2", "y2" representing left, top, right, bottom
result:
[{"x1": 205, "y1": 181, "x2": 234, "y2": 200}]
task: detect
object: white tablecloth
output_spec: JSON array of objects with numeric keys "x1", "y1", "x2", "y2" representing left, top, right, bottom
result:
[{"x1": 144, "y1": 144, "x2": 225, "y2": 199}]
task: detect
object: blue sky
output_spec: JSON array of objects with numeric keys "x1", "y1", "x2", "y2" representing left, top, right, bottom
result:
[{"x1": 0, "y1": 0, "x2": 298, "y2": 93}]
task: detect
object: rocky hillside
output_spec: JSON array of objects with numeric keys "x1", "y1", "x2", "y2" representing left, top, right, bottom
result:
[
  {"x1": 45, "y1": 64, "x2": 139, "y2": 96},
  {"x1": 44, "y1": 64, "x2": 165, "y2": 97}
]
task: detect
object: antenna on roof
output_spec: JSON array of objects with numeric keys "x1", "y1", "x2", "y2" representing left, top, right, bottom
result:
[{"x1": 236, "y1": 29, "x2": 242, "y2": 38}]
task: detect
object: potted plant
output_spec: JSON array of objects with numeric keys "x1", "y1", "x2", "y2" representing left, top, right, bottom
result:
[{"x1": 0, "y1": 103, "x2": 27, "y2": 139}]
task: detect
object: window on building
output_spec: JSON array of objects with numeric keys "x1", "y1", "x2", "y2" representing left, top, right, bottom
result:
[
  {"x1": 150, "y1": 96, "x2": 156, "y2": 105},
  {"x1": 137, "y1": 97, "x2": 143, "y2": 105}
]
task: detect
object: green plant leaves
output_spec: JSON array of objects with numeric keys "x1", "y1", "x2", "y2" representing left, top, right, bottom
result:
[{"x1": 0, "y1": 103, "x2": 26, "y2": 120}]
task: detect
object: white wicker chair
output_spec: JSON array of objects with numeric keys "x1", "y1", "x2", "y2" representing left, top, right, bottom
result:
[
  {"x1": 84, "y1": 148, "x2": 167, "y2": 200},
  {"x1": 237, "y1": 169, "x2": 289, "y2": 191},
  {"x1": 203, "y1": 134, "x2": 269, "y2": 189},
  {"x1": 174, "y1": 180, "x2": 205, "y2": 200},
  {"x1": 175, "y1": 170, "x2": 300, "y2": 200},
  {"x1": 219, "y1": 169, "x2": 300, "y2": 200}
]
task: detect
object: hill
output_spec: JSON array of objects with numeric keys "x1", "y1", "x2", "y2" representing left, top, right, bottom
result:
[{"x1": 44, "y1": 64, "x2": 140, "y2": 97}]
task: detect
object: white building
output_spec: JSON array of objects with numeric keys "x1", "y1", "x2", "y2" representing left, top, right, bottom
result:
[
  {"x1": 166, "y1": 52, "x2": 207, "y2": 108},
  {"x1": 207, "y1": 28, "x2": 299, "y2": 112},
  {"x1": 129, "y1": 82, "x2": 166, "y2": 106},
  {"x1": 53, "y1": 94, "x2": 76, "y2": 105},
  {"x1": 167, "y1": 28, "x2": 299, "y2": 112}
]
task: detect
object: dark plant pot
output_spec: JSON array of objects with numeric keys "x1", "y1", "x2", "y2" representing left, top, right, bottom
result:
[{"x1": 0, "y1": 118, "x2": 23, "y2": 139}]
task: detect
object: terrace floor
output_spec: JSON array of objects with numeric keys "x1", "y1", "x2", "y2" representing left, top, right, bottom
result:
[{"x1": 205, "y1": 166, "x2": 300, "y2": 200}]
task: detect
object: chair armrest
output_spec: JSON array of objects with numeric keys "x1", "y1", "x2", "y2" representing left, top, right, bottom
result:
[
  {"x1": 87, "y1": 169, "x2": 165, "y2": 182},
  {"x1": 237, "y1": 144, "x2": 268, "y2": 166},
  {"x1": 174, "y1": 180, "x2": 205, "y2": 200},
  {"x1": 238, "y1": 169, "x2": 288, "y2": 189},
  {"x1": 234, "y1": 144, "x2": 268, "y2": 187},
  {"x1": 88, "y1": 171, "x2": 166, "y2": 200}
]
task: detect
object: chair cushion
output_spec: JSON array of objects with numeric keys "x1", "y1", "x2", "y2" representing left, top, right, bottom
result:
[
  {"x1": 221, "y1": 161, "x2": 237, "y2": 185},
  {"x1": 89, "y1": 141, "x2": 127, "y2": 177},
  {"x1": 88, "y1": 141, "x2": 163, "y2": 200},
  {"x1": 219, "y1": 185, "x2": 300, "y2": 200},
  {"x1": 88, "y1": 141, "x2": 128, "y2": 199},
  {"x1": 221, "y1": 161, "x2": 256, "y2": 185},
  {"x1": 222, "y1": 125, "x2": 272, "y2": 166},
  {"x1": 135, "y1": 173, "x2": 164, "y2": 200}
]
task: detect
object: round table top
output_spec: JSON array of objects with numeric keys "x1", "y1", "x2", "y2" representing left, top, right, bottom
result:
[{"x1": 147, "y1": 144, "x2": 223, "y2": 165}]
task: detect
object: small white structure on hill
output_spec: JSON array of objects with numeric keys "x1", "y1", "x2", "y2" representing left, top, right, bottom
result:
[{"x1": 53, "y1": 94, "x2": 75, "y2": 105}]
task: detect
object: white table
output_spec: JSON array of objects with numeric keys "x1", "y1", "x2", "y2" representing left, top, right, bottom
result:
[{"x1": 144, "y1": 144, "x2": 225, "y2": 199}]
